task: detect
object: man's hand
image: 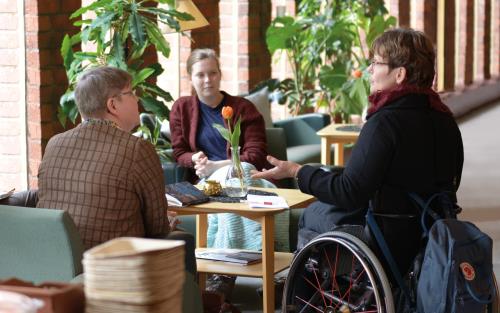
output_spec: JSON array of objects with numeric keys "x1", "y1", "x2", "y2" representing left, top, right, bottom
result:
[
  {"x1": 167, "y1": 211, "x2": 180, "y2": 230},
  {"x1": 251, "y1": 155, "x2": 302, "y2": 180}
]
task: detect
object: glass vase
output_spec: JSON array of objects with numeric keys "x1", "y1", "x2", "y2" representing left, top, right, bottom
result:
[{"x1": 225, "y1": 146, "x2": 248, "y2": 197}]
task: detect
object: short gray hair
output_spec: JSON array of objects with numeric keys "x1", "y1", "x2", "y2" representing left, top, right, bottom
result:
[
  {"x1": 74, "y1": 66, "x2": 132, "y2": 118},
  {"x1": 186, "y1": 48, "x2": 221, "y2": 75}
]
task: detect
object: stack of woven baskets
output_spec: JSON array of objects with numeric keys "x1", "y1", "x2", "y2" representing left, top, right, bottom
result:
[{"x1": 83, "y1": 237, "x2": 185, "y2": 313}]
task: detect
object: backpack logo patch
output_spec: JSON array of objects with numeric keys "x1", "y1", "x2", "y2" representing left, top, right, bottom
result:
[{"x1": 460, "y1": 262, "x2": 475, "y2": 281}]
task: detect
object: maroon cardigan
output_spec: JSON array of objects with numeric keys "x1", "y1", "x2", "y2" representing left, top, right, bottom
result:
[{"x1": 170, "y1": 91, "x2": 267, "y2": 173}]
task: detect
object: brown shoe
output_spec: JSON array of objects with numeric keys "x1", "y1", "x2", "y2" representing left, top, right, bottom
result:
[{"x1": 205, "y1": 275, "x2": 237, "y2": 302}]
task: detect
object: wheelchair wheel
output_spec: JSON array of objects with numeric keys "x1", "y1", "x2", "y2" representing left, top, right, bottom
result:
[{"x1": 283, "y1": 230, "x2": 394, "y2": 313}]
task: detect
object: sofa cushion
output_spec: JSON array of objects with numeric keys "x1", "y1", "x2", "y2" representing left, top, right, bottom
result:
[
  {"x1": 245, "y1": 87, "x2": 273, "y2": 128},
  {"x1": 287, "y1": 144, "x2": 323, "y2": 164},
  {"x1": 276, "y1": 119, "x2": 320, "y2": 147}
]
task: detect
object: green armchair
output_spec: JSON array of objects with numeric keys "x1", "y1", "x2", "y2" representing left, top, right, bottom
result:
[
  {"x1": 0, "y1": 193, "x2": 203, "y2": 313},
  {"x1": 0, "y1": 204, "x2": 84, "y2": 284},
  {"x1": 272, "y1": 113, "x2": 332, "y2": 164}
]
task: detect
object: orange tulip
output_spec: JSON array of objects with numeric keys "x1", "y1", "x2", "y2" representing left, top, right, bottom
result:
[
  {"x1": 351, "y1": 69, "x2": 362, "y2": 78},
  {"x1": 222, "y1": 106, "x2": 233, "y2": 120}
]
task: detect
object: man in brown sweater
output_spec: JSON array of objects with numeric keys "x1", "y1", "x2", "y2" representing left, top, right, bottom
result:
[{"x1": 37, "y1": 66, "x2": 172, "y2": 249}]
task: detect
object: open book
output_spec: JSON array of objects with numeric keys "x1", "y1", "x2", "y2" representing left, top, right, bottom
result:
[
  {"x1": 195, "y1": 249, "x2": 262, "y2": 265},
  {"x1": 165, "y1": 182, "x2": 209, "y2": 207}
]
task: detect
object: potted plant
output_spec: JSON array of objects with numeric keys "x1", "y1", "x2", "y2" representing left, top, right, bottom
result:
[
  {"x1": 263, "y1": 0, "x2": 396, "y2": 121},
  {"x1": 59, "y1": 0, "x2": 194, "y2": 127}
]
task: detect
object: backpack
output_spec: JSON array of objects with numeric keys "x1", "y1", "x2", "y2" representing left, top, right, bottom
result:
[
  {"x1": 367, "y1": 192, "x2": 496, "y2": 313},
  {"x1": 410, "y1": 193, "x2": 496, "y2": 313}
]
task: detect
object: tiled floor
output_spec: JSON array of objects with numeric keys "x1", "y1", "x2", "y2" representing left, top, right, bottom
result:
[{"x1": 233, "y1": 101, "x2": 500, "y2": 312}]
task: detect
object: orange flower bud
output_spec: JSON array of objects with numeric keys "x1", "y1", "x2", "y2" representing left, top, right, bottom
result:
[
  {"x1": 221, "y1": 106, "x2": 233, "y2": 120},
  {"x1": 352, "y1": 69, "x2": 362, "y2": 78}
]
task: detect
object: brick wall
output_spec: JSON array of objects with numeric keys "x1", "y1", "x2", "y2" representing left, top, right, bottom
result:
[
  {"x1": 177, "y1": 0, "x2": 270, "y2": 96},
  {"x1": 0, "y1": 1, "x2": 25, "y2": 192},
  {"x1": 178, "y1": 0, "x2": 220, "y2": 96},
  {"x1": 24, "y1": 0, "x2": 79, "y2": 188}
]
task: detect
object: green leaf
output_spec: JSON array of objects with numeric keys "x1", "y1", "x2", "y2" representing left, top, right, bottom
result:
[
  {"x1": 212, "y1": 124, "x2": 231, "y2": 142},
  {"x1": 58, "y1": 90, "x2": 79, "y2": 127},
  {"x1": 128, "y1": 42, "x2": 148, "y2": 61},
  {"x1": 136, "y1": 125, "x2": 152, "y2": 140},
  {"x1": 60, "y1": 35, "x2": 74, "y2": 71},
  {"x1": 319, "y1": 64, "x2": 348, "y2": 93},
  {"x1": 143, "y1": 19, "x2": 171, "y2": 58},
  {"x1": 231, "y1": 117, "x2": 242, "y2": 148},
  {"x1": 140, "y1": 96, "x2": 170, "y2": 120},
  {"x1": 73, "y1": 19, "x2": 92, "y2": 27},
  {"x1": 69, "y1": 0, "x2": 113, "y2": 19},
  {"x1": 128, "y1": 8, "x2": 146, "y2": 47},
  {"x1": 348, "y1": 77, "x2": 369, "y2": 112},
  {"x1": 141, "y1": 82, "x2": 173, "y2": 102},
  {"x1": 89, "y1": 11, "x2": 116, "y2": 39},
  {"x1": 73, "y1": 51, "x2": 99, "y2": 61},
  {"x1": 110, "y1": 31, "x2": 125, "y2": 63},
  {"x1": 146, "y1": 63, "x2": 165, "y2": 77},
  {"x1": 132, "y1": 68, "x2": 155, "y2": 87},
  {"x1": 266, "y1": 16, "x2": 301, "y2": 55}
]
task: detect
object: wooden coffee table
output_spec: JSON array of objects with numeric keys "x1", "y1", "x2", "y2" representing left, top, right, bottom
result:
[
  {"x1": 316, "y1": 123, "x2": 361, "y2": 166},
  {"x1": 170, "y1": 188, "x2": 315, "y2": 313}
]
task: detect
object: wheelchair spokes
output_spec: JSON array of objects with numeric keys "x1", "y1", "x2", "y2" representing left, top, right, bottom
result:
[{"x1": 284, "y1": 231, "x2": 394, "y2": 313}]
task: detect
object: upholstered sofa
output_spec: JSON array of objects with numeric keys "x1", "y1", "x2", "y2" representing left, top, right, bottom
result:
[{"x1": 272, "y1": 112, "x2": 331, "y2": 164}]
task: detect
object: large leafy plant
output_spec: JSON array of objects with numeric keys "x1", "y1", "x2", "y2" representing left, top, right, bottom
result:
[
  {"x1": 59, "y1": 0, "x2": 193, "y2": 126},
  {"x1": 264, "y1": 0, "x2": 396, "y2": 120}
]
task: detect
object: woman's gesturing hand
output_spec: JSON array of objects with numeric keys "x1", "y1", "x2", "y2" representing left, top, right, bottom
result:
[{"x1": 251, "y1": 155, "x2": 302, "y2": 180}]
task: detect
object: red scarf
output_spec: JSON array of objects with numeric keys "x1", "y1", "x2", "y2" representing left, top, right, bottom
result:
[{"x1": 367, "y1": 84, "x2": 452, "y2": 117}]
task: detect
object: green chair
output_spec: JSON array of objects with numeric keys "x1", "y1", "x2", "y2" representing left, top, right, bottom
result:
[
  {"x1": 0, "y1": 201, "x2": 203, "y2": 313},
  {"x1": 0, "y1": 205, "x2": 84, "y2": 284}
]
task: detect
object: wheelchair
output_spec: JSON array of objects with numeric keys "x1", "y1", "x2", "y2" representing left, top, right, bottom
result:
[{"x1": 282, "y1": 224, "x2": 499, "y2": 313}]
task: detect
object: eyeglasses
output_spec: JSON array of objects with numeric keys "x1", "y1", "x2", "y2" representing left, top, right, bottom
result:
[
  {"x1": 369, "y1": 60, "x2": 389, "y2": 67},
  {"x1": 115, "y1": 89, "x2": 137, "y2": 98}
]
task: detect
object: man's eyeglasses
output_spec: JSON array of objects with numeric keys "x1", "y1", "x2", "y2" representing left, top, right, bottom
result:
[
  {"x1": 369, "y1": 60, "x2": 389, "y2": 67},
  {"x1": 115, "y1": 90, "x2": 137, "y2": 98}
]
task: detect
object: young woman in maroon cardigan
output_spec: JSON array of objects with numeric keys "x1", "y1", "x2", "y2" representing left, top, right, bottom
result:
[
  {"x1": 170, "y1": 49, "x2": 267, "y2": 182},
  {"x1": 170, "y1": 49, "x2": 288, "y2": 302}
]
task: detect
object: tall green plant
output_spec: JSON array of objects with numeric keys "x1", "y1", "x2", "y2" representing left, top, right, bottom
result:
[
  {"x1": 264, "y1": 0, "x2": 396, "y2": 119},
  {"x1": 59, "y1": 0, "x2": 193, "y2": 127}
]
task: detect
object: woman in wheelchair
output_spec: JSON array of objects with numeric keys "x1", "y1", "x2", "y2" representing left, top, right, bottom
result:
[{"x1": 252, "y1": 28, "x2": 468, "y2": 312}]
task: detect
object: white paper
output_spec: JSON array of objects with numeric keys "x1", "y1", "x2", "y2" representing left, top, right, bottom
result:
[
  {"x1": 247, "y1": 194, "x2": 289, "y2": 209},
  {"x1": 0, "y1": 188, "x2": 14, "y2": 200},
  {"x1": 165, "y1": 193, "x2": 183, "y2": 207}
]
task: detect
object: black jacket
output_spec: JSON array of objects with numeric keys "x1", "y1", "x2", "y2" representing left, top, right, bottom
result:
[
  {"x1": 297, "y1": 93, "x2": 464, "y2": 215},
  {"x1": 297, "y1": 93, "x2": 463, "y2": 273}
]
